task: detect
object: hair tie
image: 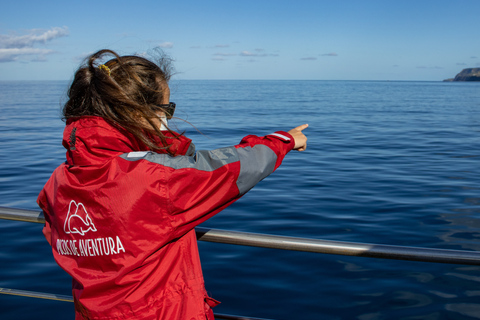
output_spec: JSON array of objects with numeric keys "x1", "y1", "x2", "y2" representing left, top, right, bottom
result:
[{"x1": 99, "y1": 64, "x2": 111, "y2": 76}]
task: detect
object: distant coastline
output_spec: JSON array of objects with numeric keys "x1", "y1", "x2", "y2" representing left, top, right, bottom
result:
[{"x1": 444, "y1": 68, "x2": 480, "y2": 82}]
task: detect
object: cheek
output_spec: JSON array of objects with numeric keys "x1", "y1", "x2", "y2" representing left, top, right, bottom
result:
[{"x1": 162, "y1": 87, "x2": 170, "y2": 104}]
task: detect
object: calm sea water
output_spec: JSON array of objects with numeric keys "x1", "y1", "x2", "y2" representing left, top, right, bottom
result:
[{"x1": 1, "y1": 80, "x2": 480, "y2": 319}]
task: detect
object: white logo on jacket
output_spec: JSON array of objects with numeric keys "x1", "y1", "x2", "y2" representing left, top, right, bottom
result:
[
  {"x1": 64, "y1": 200, "x2": 97, "y2": 236},
  {"x1": 57, "y1": 200, "x2": 125, "y2": 257}
]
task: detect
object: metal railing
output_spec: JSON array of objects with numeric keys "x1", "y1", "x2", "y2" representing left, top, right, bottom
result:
[
  {"x1": 0, "y1": 288, "x2": 271, "y2": 320},
  {"x1": 2, "y1": 206, "x2": 480, "y2": 265},
  {"x1": 2, "y1": 206, "x2": 480, "y2": 320}
]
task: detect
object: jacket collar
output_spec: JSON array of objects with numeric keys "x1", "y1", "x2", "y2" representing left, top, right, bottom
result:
[{"x1": 63, "y1": 116, "x2": 193, "y2": 166}]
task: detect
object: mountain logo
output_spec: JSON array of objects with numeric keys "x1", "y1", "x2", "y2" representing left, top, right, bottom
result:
[{"x1": 64, "y1": 200, "x2": 97, "y2": 236}]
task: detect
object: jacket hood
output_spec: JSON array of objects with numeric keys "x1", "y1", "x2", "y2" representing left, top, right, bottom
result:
[{"x1": 63, "y1": 116, "x2": 193, "y2": 166}]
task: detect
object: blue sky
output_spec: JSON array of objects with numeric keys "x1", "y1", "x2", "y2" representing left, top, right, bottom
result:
[{"x1": 1, "y1": 0, "x2": 479, "y2": 81}]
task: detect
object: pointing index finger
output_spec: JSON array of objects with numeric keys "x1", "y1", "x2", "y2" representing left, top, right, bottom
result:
[{"x1": 295, "y1": 124, "x2": 309, "y2": 132}]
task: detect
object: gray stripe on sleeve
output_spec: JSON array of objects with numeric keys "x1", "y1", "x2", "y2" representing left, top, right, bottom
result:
[
  {"x1": 191, "y1": 147, "x2": 239, "y2": 171},
  {"x1": 120, "y1": 146, "x2": 239, "y2": 171},
  {"x1": 236, "y1": 145, "x2": 277, "y2": 195},
  {"x1": 120, "y1": 144, "x2": 277, "y2": 195}
]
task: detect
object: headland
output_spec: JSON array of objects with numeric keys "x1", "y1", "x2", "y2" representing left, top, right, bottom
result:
[{"x1": 444, "y1": 68, "x2": 480, "y2": 81}]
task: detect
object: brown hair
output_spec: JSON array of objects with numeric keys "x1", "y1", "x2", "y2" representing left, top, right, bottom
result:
[{"x1": 63, "y1": 49, "x2": 177, "y2": 153}]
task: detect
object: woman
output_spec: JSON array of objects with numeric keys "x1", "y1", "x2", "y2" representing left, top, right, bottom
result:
[{"x1": 38, "y1": 49, "x2": 308, "y2": 319}]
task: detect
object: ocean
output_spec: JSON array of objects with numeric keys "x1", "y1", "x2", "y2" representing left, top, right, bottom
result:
[{"x1": 1, "y1": 80, "x2": 480, "y2": 319}]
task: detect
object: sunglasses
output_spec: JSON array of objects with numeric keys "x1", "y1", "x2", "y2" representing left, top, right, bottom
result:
[{"x1": 153, "y1": 102, "x2": 176, "y2": 119}]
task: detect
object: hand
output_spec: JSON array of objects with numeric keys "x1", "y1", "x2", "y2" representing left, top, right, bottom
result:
[{"x1": 288, "y1": 124, "x2": 308, "y2": 151}]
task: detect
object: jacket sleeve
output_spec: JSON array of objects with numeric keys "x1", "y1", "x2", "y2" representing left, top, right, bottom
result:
[{"x1": 122, "y1": 131, "x2": 295, "y2": 240}]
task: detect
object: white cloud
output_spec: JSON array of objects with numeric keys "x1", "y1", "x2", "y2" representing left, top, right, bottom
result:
[
  {"x1": 301, "y1": 57, "x2": 317, "y2": 61},
  {"x1": 0, "y1": 48, "x2": 54, "y2": 62},
  {"x1": 240, "y1": 51, "x2": 256, "y2": 56},
  {"x1": 0, "y1": 27, "x2": 69, "y2": 49},
  {"x1": 158, "y1": 42, "x2": 173, "y2": 48},
  {"x1": 0, "y1": 27, "x2": 68, "y2": 62}
]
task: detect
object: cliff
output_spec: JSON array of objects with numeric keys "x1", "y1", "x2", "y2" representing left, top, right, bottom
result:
[{"x1": 444, "y1": 68, "x2": 480, "y2": 82}]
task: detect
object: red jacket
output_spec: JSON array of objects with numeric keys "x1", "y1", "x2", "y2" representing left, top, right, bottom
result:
[{"x1": 38, "y1": 116, "x2": 295, "y2": 320}]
